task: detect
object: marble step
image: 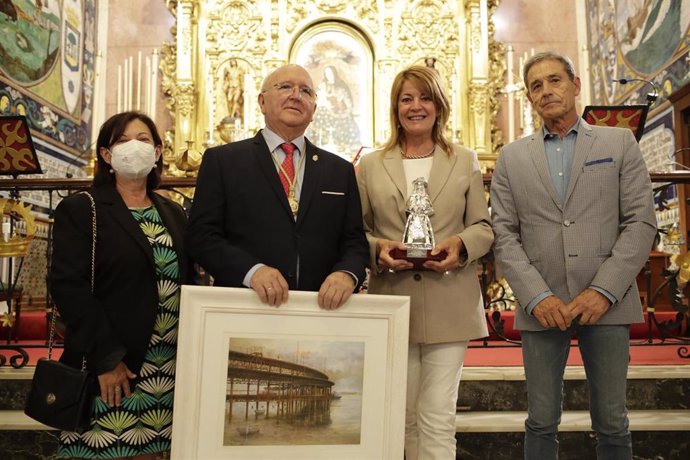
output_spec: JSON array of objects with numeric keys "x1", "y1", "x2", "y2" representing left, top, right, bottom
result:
[
  {"x1": 2, "y1": 366, "x2": 689, "y2": 413},
  {"x1": 0, "y1": 411, "x2": 54, "y2": 430},
  {"x1": 455, "y1": 431, "x2": 690, "y2": 460},
  {"x1": 457, "y1": 365, "x2": 690, "y2": 412},
  {"x1": 0, "y1": 410, "x2": 688, "y2": 460},
  {"x1": 454, "y1": 409, "x2": 690, "y2": 460},
  {"x1": 455, "y1": 409, "x2": 690, "y2": 432},
  {"x1": 4, "y1": 409, "x2": 688, "y2": 432}
]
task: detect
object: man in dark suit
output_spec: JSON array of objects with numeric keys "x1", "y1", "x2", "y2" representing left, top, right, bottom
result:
[{"x1": 187, "y1": 64, "x2": 368, "y2": 309}]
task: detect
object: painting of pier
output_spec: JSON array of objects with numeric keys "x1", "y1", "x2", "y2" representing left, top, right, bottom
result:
[{"x1": 223, "y1": 338, "x2": 365, "y2": 446}]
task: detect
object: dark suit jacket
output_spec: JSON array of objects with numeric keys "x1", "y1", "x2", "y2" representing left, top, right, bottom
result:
[
  {"x1": 186, "y1": 132, "x2": 368, "y2": 291},
  {"x1": 50, "y1": 185, "x2": 190, "y2": 375}
]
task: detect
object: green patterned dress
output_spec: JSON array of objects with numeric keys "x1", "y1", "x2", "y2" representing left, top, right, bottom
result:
[{"x1": 58, "y1": 206, "x2": 180, "y2": 458}]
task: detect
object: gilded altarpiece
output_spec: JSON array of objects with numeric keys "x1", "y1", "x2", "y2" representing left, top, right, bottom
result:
[{"x1": 160, "y1": 0, "x2": 504, "y2": 174}]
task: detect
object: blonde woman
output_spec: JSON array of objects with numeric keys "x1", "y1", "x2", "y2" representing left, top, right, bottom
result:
[{"x1": 356, "y1": 66, "x2": 493, "y2": 459}]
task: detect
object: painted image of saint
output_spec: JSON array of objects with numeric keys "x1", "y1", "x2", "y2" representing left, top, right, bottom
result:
[
  {"x1": 223, "y1": 58, "x2": 244, "y2": 120},
  {"x1": 0, "y1": 0, "x2": 61, "y2": 84},
  {"x1": 308, "y1": 65, "x2": 361, "y2": 155},
  {"x1": 617, "y1": 0, "x2": 690, "y2": 74}
]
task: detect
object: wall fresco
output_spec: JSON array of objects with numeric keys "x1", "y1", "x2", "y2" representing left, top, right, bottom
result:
[
  {"x1": 0, "y1": 0, "x2": 96, "y2": 157},
  {"x1": 587, "y1": 0, "x2": 690, "y2": 106}
]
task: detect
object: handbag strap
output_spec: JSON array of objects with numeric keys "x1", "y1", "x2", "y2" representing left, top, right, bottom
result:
[{"x1": 48, "y1": 191, "x2": 96, "y2": 371}]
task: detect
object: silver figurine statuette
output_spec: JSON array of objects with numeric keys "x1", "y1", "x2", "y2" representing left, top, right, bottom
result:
[{"x1": 402, "y1": 177, "x2": 436, "y2": 257}]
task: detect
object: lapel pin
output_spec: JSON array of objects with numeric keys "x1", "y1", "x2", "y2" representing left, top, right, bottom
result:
[{"x1": 312, "y1": 154, "x2": 319, "y2": 161}]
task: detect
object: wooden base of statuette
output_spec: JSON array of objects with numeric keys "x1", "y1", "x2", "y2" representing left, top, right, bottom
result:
[{"x1": 390, "y1": 248, "x2": 448, "y2": 271}]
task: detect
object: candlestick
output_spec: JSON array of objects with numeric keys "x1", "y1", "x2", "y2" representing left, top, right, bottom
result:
[
  {"x1": 208, "y1": 73, "x2": 214, "y2": 142},
  {"x1": 2, "y1": 221, "x2": 10, "y2": 242},
  {"x1": 451, "y1": 67, "x2": 457, "y2": 142},
  {"x1": 243, "y1": 72, "x2": 251, "y2": 131},
  {"x1": 136, "y1": 51, "x2": 142, "y2": 110},
  {"x1": 128, "y1": 56, "x2": 133, "y2": 111},
  {"x1": 116, "y1": 64, "x2": 122, "y2": 113},
  {"x1": 507, "y1": 45, "x2": 515, "y2": 142},
  {"x1": 151, "y1": 49, "x2": 158, "y2": 121},
  {"x1": 145, "y1": 56, "x2": 151, "y2": 116}
]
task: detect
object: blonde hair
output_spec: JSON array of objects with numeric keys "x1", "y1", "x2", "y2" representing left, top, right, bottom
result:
[{"x1": 382, "y1": 65, "x2": 453, "y2": 156}]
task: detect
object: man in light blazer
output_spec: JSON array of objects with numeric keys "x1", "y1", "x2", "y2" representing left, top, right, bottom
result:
[
  {"x1": 491, "y1": 51, "x2": 656, "y2": 459},
  {"x1": 187, "y1": 64, "x2": 368, "y2": 309}
]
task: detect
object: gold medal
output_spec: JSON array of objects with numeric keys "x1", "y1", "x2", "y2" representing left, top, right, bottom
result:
[
  {"x1": 271, "y1": 146, "x2": 306, "y2": 218},
  {"x1": 288, "y1": 195, "x2": 299, "y2": 215}
]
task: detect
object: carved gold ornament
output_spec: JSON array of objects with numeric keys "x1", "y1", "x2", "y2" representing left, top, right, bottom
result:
[
  {"x1": 161, "y1": 0, "x2": 503, "y2": 171},
  {"x1": 0, "y1": 198, "x2": 36, "y2": 258}
]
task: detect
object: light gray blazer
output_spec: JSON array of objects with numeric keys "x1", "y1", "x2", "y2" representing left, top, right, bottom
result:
[{"x1": 490, "y1": 120, "x2": 657, "y2": 331}]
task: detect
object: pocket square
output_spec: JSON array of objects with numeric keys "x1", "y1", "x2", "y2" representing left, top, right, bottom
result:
[
  {"x1": 584, "y1": 157, "x2": 613, "y2": 166},
  {"x1": 322, "y1": 191, "x2": 345, "y2": 196}
]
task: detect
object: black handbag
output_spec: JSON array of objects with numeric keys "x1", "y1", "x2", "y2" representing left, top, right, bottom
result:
[
  {"x1": 24, "y1": 358, "x2": 96, "y2": 431},
  {"x1": 24, "y1": 192, "x2": 98, "y2": 431}
]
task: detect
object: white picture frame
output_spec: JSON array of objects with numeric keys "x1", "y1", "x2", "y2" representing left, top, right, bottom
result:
[{"x1": 171, "y1": 286, "x2": 410, "y2": 460}]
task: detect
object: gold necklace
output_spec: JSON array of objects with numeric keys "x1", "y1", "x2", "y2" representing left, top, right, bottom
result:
[
  {"x1": 271, "y1": 149, "x2": 306, "y2": 216},
  {"x1": 400, "y1": 146, "x2": 435, "y2": 159}
]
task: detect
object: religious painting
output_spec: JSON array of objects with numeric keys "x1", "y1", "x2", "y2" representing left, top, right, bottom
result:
[
  {"x1": 211, "y1": 57, "x2": 254, "y2": 143},
  {"x1": 171, "y1": 286, "x2": 409, "y2": 460},
  {"x1": 0, "y1": 0, "x2": 96, "y2": 156},
  {"x1": 615, "y1": 0, "x2": 690, "y2": 75},
  {"x1": 586, "y1": 0, "x2": 690, "y2": 105},
  {"x1": 0, "y1": 0, "x2": 61, "y2": 85},
  {"x1": 224, "y1": 338, "x2": 364, "y2": 446},
  {"x1": 291, "y1": 21, "x2": 374, "y2": 161}
]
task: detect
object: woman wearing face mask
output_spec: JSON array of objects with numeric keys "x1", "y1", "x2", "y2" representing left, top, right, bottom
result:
[{"x1": 49, "y1": 111, "x2": 190, "y2": 460}]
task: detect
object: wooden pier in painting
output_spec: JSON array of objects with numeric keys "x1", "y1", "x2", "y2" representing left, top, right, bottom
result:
[{"x1": 226, "y1": 350, "x2": 335, "y2": 425}]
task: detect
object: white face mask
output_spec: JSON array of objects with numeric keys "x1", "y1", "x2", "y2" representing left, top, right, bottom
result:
[{"x1": 109, "y1": 139, "x2": 157, "y2": 179}]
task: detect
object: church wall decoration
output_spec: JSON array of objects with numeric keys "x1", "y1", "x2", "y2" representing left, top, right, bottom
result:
[
  {"x1": 291, "y1": 20, "x2": 374, "y2": 159},
  {"x1": 586, "y1": 0, "x2": 690, "y2": 109},
  {"x1": 160, "y1": 0, "x2": 505, "y2": 175},
  {"x1": 586, "y1": 0, "x2": 690, "y2": 261},
  {"x1": 0, "y1": 0, "x2": 96, "y2": 159}
]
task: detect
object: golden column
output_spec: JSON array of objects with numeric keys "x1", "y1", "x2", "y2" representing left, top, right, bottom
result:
[{"x1": 464, "y1": 0, "x2": 491, "y2": 157}]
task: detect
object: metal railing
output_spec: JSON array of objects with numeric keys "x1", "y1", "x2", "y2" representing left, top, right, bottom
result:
[{"x1": 1, "y1": 173, "x2": 689, "y2": 367}]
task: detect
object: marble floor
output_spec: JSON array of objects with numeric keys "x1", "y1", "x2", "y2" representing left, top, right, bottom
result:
[
  {"x1": 1, "y1": 364, "x2": 688, "y2": 459},
  {"x1": 455, "y1": 409, "x2": 690, "y2": 432},
  {"x1": 461, "y1": 364, "x2": 690, "y2": 381}
]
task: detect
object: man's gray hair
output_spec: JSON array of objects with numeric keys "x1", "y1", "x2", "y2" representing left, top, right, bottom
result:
[{"x1": 522, "y1": 51, "x2": 576, "y2": 86}]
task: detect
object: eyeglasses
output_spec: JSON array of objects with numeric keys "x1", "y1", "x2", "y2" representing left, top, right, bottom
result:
[{"x1": 266, "y1": 82, "x2": 317, "y2": 100}]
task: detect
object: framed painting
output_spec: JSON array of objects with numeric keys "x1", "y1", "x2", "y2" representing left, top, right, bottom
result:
[
  {"x1": 290, "y1": 21, "x2": 374, "y2": 161},
  {"x1": 171, "y1": 286, "x2": 409, "y2": 460},
  {"x1": 582, "y1": 104, "x2": 649, "y2": 141}
]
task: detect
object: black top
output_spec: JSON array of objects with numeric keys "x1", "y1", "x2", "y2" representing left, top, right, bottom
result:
[{"x1": 49, "y1": 185, "x2": 190, "y2": 375}]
